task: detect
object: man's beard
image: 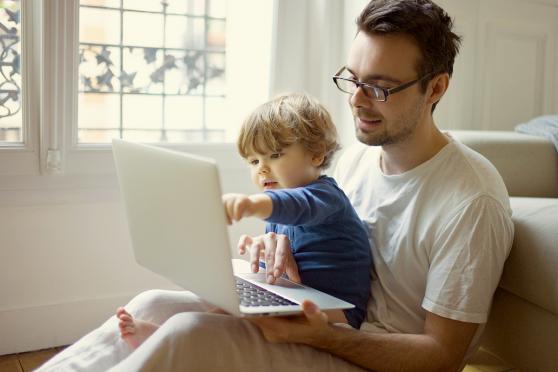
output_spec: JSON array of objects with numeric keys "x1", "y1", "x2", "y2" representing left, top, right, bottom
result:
[{"x1": 354, "y1": 101, "x2": 424, "y2": 146}]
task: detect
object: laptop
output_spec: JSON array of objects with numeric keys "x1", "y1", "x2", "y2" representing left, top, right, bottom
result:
[{"x1": 112, "y1": 139, "x2": 354, "y2": 316}]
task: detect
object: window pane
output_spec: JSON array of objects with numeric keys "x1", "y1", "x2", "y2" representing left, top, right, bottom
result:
[
  {"x1": 123, "y1": 130, "x2": 162, "y2": 142},
  {"x1": 122, "y1": 0, "x2": 163, "y2": 13},
  {"x1": 206, "y1": 52, "x2": 225, "y2": 95},
  {"x1": 207, "y1": 19, "x2": 225, "y2": 50},
  {"x1": 78, "y1": 93, "x2": 120, "y2": 143},
  {"x1": 166, "y1": 129, "x2": 204, "y2": 142},
  {"x1": 122, "y1": 94, "x2": 162, "y2": 130},
  {"x1": 165, "y1": 15, "x2": 205, "y2": 50},
  {"x1": 0, "y1": 0, "x2": 21, "y2": 144},
  {"x1": 167, "y1": 0, "x2": 205, "y2": 16},
  {"x1": 78, "y1": 93, "x2": 120, "y2": 129},
  {"x1": 209, "y1": 0, "x2": 226, "y2": 18},
  {"x1": 122, "y1": 46, "x2": 164, "y2": 94},
  {"x1": 79, "y1": 7, "x2": 120, "y2": 45},
  {"x1": 78, "y1": 129, "x2": 120, "y2": 143},
  {"x1": 164, "y1": 50, "x2": 204, "y2": 95},
  {"x1": 79, "y1": 45, "x2": 121, "y2": 92},
  {"x1": 206, "y1": 97, "x2": 226, "y2": 129},
  {"x1": 123, "y1": 11, "x2": 164, "y2": 48},
  {"x1": 164, "y1": 95, "x2": 203, "y2": 129},
  {"x1": 78, "y1": 0, "x2": 228, "y2": 144},
  {"x1": 80, "y1": 0, "x2": 120, "y2": 8}
]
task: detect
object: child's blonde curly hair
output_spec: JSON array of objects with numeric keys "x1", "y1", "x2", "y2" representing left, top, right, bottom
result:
[{"x1": 237, "y1": 93, "x2": 340, "y2": 169}]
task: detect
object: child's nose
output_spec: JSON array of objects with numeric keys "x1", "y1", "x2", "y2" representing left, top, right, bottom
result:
[{"x1": 258, "y1": 163, "x2": 269, "y2": 174}]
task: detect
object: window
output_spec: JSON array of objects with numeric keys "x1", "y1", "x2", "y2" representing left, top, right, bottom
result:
[
  {"x1": 0, "y1": 0, "x2": 272, "y2": 179},
  {"x1": 0, "y1": 0, "x2": 39, "y2": 177},
  {"x1": 78, "y1": 0, "x2": 228, "y2": 144},
  {"x1": 0, "y1": 0, "x2": 22, "y2": 144}
]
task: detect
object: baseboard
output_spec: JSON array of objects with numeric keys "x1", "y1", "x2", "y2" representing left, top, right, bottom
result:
[{"x1": 0, "y1": 294, "x2": 137, "y2": 355}]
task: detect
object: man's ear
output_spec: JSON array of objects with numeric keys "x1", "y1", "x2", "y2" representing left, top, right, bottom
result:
[
  {"x1": 427, "y1": 73, "x2": 450, "y2": 106},
  {"x1": 312, "y1": 153, "x2": 326, "y2": 167}
]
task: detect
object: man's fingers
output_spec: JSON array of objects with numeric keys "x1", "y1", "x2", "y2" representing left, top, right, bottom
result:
[
  {"x1": 285, "y1": 261, "x2": 301, "y2": 283},
  {"x1": 275, "y1": 234, "x2": 300, "y2": 283},
  {"x1": 239, "y1": 233, "x2": 297, "y2": 283},
  {"x1": 273, "y1": 247, "x2": 286, "y2": 279},
  {"x1": 302, "y1": 300, "x2": 328, "y2": 325},
  {"x1": 263, "y1": 233, "x2": 277, "y2": 283}
]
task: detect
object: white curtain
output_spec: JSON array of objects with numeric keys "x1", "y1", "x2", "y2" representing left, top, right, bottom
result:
[{"x1": 269, "y1": 0, "x2": 355, "y2": 146}]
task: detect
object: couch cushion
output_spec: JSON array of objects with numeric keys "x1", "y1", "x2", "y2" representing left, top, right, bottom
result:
[
  {"x1": 449, "y1": 130, "x2": 558, "y2": 198},
  {"x1": 499, "y1": 197, "x2": 558, "y2": 315}
]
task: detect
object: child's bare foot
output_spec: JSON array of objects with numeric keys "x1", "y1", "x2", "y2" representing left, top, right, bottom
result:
[{"x1": 116, "y1": 307, "x2": 159, "y2": 349}]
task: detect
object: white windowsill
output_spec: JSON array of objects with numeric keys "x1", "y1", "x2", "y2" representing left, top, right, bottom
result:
[{"x1": 0, "y1": 142, "x2": 246, "y2": 206}]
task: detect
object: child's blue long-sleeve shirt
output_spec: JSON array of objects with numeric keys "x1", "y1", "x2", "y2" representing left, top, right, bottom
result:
[{"x1": 264, "y1": 176, "x2": 371, "y2": 328}]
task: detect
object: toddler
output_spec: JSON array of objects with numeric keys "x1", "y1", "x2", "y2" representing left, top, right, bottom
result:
[{"x1": 221, "y1": 93, "x2": 371, "y2": 327}]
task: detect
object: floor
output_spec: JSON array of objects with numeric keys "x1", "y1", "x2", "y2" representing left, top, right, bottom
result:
[
  {"x1": 0, "y1": 345, "x2": 519, "y2": 372},
  {"x1": 0, "y1": 347, "x2": 65, "y2": 372}
]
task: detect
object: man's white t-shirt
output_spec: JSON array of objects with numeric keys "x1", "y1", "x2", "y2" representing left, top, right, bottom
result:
[{"x1": 333, "y1": 137, "x2": 514, "y2": 358}]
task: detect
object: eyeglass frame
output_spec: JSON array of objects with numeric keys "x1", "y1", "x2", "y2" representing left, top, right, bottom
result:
[{"x1": 332, "y1": 66, "x2": 436, "y2": 102}]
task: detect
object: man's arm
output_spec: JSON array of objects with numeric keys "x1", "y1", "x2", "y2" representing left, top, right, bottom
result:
[{"x1": 251, "y1": 301, "x2": 478, "y2": 372}]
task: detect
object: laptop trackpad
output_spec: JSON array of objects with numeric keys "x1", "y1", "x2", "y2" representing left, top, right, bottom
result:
[{"x1": 240, "y1": 272, "x2": 305, "y2": 289}]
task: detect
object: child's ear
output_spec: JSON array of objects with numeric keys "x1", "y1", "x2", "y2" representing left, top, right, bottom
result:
[{"x1": 312, "y1": 153, "x2": 325, "y2": 167}]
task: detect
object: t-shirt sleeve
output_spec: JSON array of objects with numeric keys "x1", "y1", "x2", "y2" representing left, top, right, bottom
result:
[
  {"x1": 422, "y1": 194, "x2": 514, "y2": 323},
  {"x1": 264, "y1": 181, "x2": 344, "y2": 226}
]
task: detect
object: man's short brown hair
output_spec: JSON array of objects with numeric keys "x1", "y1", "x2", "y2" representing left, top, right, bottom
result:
[
  {"x1": 357, "y1": 0, "x2": 462, "y2": 110},
  {"x1": 237, "y1": 93, "x2": 340, "y2": 169}
]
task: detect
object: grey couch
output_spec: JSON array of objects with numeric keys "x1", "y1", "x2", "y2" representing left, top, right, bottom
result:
[{"x1": 450, "y1": 131, "x2": 558, "y2": 372}]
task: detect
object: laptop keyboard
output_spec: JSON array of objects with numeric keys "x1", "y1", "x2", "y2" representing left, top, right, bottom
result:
[{"x1": 235, "y1": 277, "x2": 297, "y2": 307}]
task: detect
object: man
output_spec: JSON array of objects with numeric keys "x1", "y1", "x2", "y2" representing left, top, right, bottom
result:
[
  {"x1": 247, "y1": 1, "x2": 514, "y2": 370},
  {"x1": 38, "y1": 1, "x2": 513, "y2": 371}
]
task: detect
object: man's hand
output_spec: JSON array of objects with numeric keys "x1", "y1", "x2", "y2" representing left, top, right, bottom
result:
[
  {"x1": 249, "y1": 300, "x2": 331, "y2": 344},
  {"x1": 237, "y1": 232, "x2": 301, "y2": 284}
]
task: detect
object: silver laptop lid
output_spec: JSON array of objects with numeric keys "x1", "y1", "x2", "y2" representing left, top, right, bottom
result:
[{"x1": 112, "y1": 139, "x2": 241, "y2": 315}]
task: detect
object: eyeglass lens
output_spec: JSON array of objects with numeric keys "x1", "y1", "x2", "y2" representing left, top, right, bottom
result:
[{"x1": 336, "y1": 78, "x2": 386, "y2": 101}]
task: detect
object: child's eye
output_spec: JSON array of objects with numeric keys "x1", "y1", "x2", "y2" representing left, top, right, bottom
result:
[
  {"x1": 270, "y1": 153, "x2": 283, "y2": 159},
  {"x1": 249, "y1": 159, "x2": 259, "y2": 166}
]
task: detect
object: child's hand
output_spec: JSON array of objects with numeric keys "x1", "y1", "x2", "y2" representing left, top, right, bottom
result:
[{"x1": 222, "y1": 193, "x2": 253, "y2": 225}]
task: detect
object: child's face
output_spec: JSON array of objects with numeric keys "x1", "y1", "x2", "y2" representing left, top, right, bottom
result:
[{"x1": 245, "y1": 143, "x2": 323, "y2": 191}]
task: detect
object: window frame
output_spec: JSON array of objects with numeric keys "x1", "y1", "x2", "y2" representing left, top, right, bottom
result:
[
  {"x1": 0, "y1": 0, "x2": 41, "y2": 176},
  {"x1": 58, "y1": 1, "x2": 239, "y2": 176}
]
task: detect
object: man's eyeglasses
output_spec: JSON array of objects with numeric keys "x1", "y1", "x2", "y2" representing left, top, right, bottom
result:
[{"x1": 332, "y1": 67, "x2": 435, "y2": 102}]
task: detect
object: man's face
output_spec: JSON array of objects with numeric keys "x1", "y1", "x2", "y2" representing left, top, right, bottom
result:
[{"x1": 347, "y1": 32, "x2": 430, "y2": 146}]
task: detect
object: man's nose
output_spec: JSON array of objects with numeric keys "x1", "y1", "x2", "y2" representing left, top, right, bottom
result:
[{"x1": 350, "y1": 85, "x2": 371, "y2": 108}]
